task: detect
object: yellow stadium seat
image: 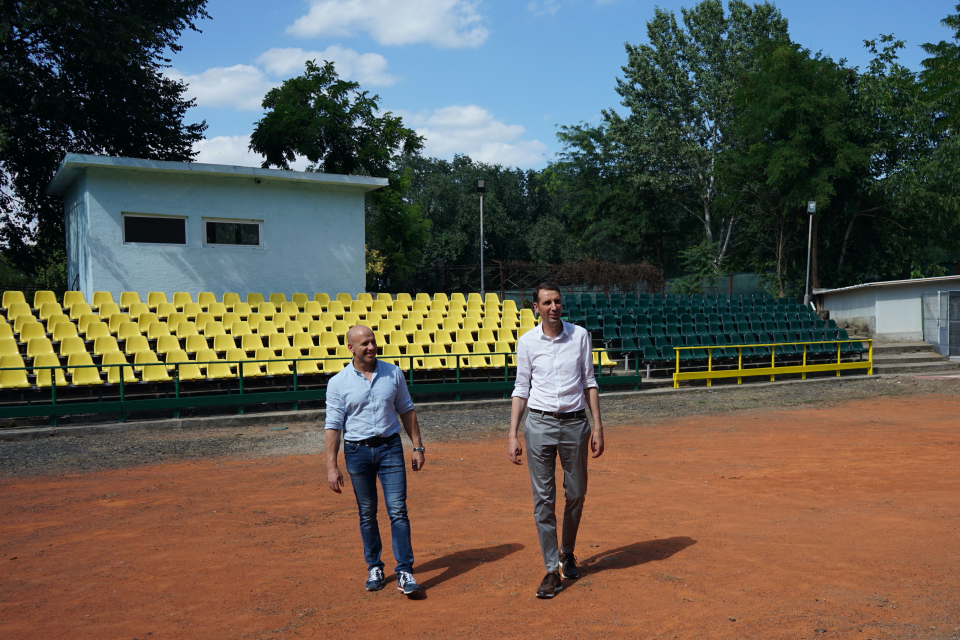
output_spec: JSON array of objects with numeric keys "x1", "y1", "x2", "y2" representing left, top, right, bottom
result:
[
  {"x1": 348, "y1": 300, "x2": 365, "y2": 317},
  {"x1": 318, "y1": 332, "x2": 340, "y2": 352},
  {"x1": 258, "y1": 302, "x2": 277, "y2": 318},
  {"x1": 227, "y1": 347, "x2": 263, "y2": 378},
  {"x1": 371, "y1": 300, "x2": 389, "y2": 316},
  {"x1": 397, "y1": 318, "x2": 416, "y2": 337},
  {"x1": 241, "y1": 334, "x2": 263, "y2": 353},
  {"x1": 86, "y1": 291, "x2": 109, "y2": 312},
  {"x1": 27, "y1": 337, "x2": 54, "y2": 358},
  {"x1": 481, "y1": 316, "x2": 500, "y2": 330},
  {"x1": 58, "y1": 336, "x2": 85, "y2": 358},
  {"x1": 196, "y1": 348, "x2": 234, "y2": 379},
  {"x1": 137, "y1": 312, "x2": 159, "y2": 332},
  {"x1": 247, "y1": 292, "x2": 265, "y2": 307},
  {"x1": 492, "y1": 341, "x2": 516, "y2": 369},
  {"x1": 128, "y1": 302, "x2": 150, "y2": 319},
  {"x1": 450, "y1": 292, "x2": 466, "y2": 304},
  {"x1": 269, "y1": 333, "x2": 291, "y2": 352},
  {"x1": 501, "y1": 316, "x2": 518, "y2": 330},
  {"x1": 175, "y1": 321, "x2": 199, "y2": 338},
  {"x1": 295, "y1": 312, "x2": 312, "y2": 326},
  {"x1": 77, "y1": 313, "x2": 99, "y2": 335},
  {"x1": 62, "y1": 291, "x2": 85, "y2": 309},
  {"x1": 182, "y1": 302, "x2": 202, "y2": 320},
  {"x1": 377, "y1": 319, "x2": 395, "y2": 335},
  {"x1": 393, "y1": 300, "x2": 410, "y2": 316},
  {"x1": 332, "y1": 320, "x2": 349, "y2": 336},
  {"x1": 502, "y1": 299, "x2": 518, "y2": 313},
  {"x1": 19, "y1": 321, "x2": 45, "y2": 343},
  {"x1": 207, "y1": 302, "x2": 226, "y2": 319},
  {"x1": 233, "y1": 302, "x2": 253, "y2": 318},
  {"x1": 467, "y1": 299, "x2": 482, "y2": 312},
  {"x1": 6, "y1": 301, "x2": 32, "y2": 321},
  {"x1": 258, "y1": 321, "x2": 278, "y2": 336},
  {"x1": 116, "y1": 322, "x2": 141, "y2": 342},
  {"x1": 230, "y1": 321, "x2": 252, "y2": 336},
  {"x1": 381, "y1": 344, "x2": 403, "y2": 367},
  {"x1": 477, "y1": 328, "x2": 496, "y2": 347},
  {"x1": 213, "y1": 334, "x2": 236, "y2": 353},
  {"x1": 52, "y1": 321, "x2": 79, "y2": 343},
  {"x1": 442, "y1": 318, "x2": 459, "y2": 333},
  {"x1": 314, "y1": 292, "x2": 331, "y2": 308},
  {"x1": 13, "y1": 314, "x2": 37, "y2": 334},
  {"x1": 69, "y1": 352, "x2": 103, "y2": 386},
  {"x1": 343, "y1": 312, "x2": 361, "y2": 327},
  {"x1": 309, "y1": 344, "x2": 329, "y2": 363},
  {"x1": 389, "y1": 330, "x2": 409, "y2": 349},
  {"x1": 496, "y1": 329, "x2": 515, "y2": 346},
  {"x1": 173, "y1": 292, "x2": 193, "y2": 309},
  {"x1": 318, "y1": 312, "x2": 335, "y2": 328},
  {"x1": 198, "y1": 292, "x2": 217, "y2": 310},
  {"x1": 413, "y1": 329, "x2": 433, "y2": 345},
  {"x1": 517, "y1": 326, "x2": 533, "y2": 340},
  {"x1": 257, "y1": 348, "x2": 290, "y2": 376},
  {"x1": 0, "y1": 323, "x2": 11, "y2": 340},
  {"x1": 34, "y1": 353, "x2": 67, "y2": 388},
  {"x1": 203, "y1": 321, "x2": 226, "y2": 337},
  {"x1": 272, "y1": 313, "x2": 292, "y2": 328},
  {"x1": 434, "y1": 330, "x2": 453, "y2": 347},
  {"x1": 593, "y1": 349, "x2": 616, "y2": 369},
  {"x1": 217, "y1": 312, "x2": 238, "y2": 329},
  {"x1": 469, "y1": 342, "x2": 492, "y2": 369},
  {"x1": 166, "y1": 349, "x2": 204, "y2": 381},
  {"x1": 2, "y1": 291, "x2": 26, "y2": 310},
  {"x1": 395, "y1": 292, "x2": 412, "y2": 303},
  {"x1": 120, "y1": 291, "x2": 141, "y2": 311},
  {"x1": 456, "y1": 329, "x2": 474, "y2": 344},
  {"x1": 283, "y1": 320, "x2": 304, "y2": 334},
  {"x1": 333, "y1": 293, "x2": 350, "y2": 307},
  {"x1": 421, "y1": 318, "x2": 440, "y2": 335},
  {"x1": 156, "y1": 302, "x2": 176, "y2": 320},
  {"x1": 102, "y1": 351, "x2": 136, "y2": 385},
  {"x1": 108, "y1": 313, "x2": 130, "y2": 335},
  {"x1": 449, "y1": 303, "x2": 466, "y2": 317},
  {"x1": 307, "y1": 321, "x2": 326, "y2": 338},
  {"x1": 419, "y1": 343, "x2": 443, "y2": 370},
  {"x1": 304, "y1": 301, "x2": 322, "y2": 318},
  {"x1": 0, "y1": 354, "x2": 30, "y2": 389},
  {"x1": 97, "y1": 302, "x2": 121, "y2": 321},
  {"x1": 146, "y1": 322, "x2": 171, "y2": 340},
  {"x1": 463, "y1": 317, "x2": 480, "y2": 332},
  {"x1": 411, "y1": 300, "x2": 428, "y2": 315},
  {"x1": 0, "y1": 336, "x2": 19, "y2": 357},
  {"x1": 93, "y1": 336, "x2": 120, "y2": 357},
  {"x1": 155, "y1": 335, "x2": 180, "y2": 357},
  {"x1": 291, "y1": 293, "x2": 308, "y2": 310},
  {"x1": 147, "y1": 292, "x2": 167, "y2": 311},
  {"x1": 269, "y1": 293, "x2": 286, "y2": 307},
  {"x1": 38, "y1": 301, "x2": 62, "y2": 322},
  {"x1": 124, "y1": 335, "x2": 151, "y2": 356},
  {"x1": 291, "y1": 332, "x2": 314, "y2": 351},
  {"x1": 280, "y1": 346, "x2": 313, "y2": 374},
  {"x1": 247, "y1": 312, "x2": 266, "y2": 326},
  {"x1": 278, "y1": 301, "x2": 298, "y2": 317},
  {"x1": 184, "y1": 334, "x2": 208, "y2": 355},
  {"x1": 449, "y1": 342, "x2": 471, "y2": 369},
  {"x1": 383, "y1": 310, "x2": 401, "y2": 327},
  {"x1": 406, "y1": 343, "x2": 427, "y2": 370},
  {"x1": 45, "y1": 313, "x2": 70, "y2": 334},
  {"x1": 223, "y1": 292, "x2": 241, "y2": 310},
  {"x1": 485, "y1": 293, "x2": 500, "y2": 306},
  {"x1": 139, "y1": 352, "x2": 172, "y2": 383}
]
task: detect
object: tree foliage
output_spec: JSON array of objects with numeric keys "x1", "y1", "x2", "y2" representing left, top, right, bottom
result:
[{"x1": 0, "y1": 0, "x2": 209, "y2": 277}]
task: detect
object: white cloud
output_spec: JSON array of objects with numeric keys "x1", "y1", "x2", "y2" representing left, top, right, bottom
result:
[
  {"x1": 402, "y1": 105, "x2": 548, "y2": 168},
  {"x1": 168, "y1": 65, "x2": 274, "y2": 111},
  {"x1": 527, "y1": 0, "x2": 561, "y2": 17},
  {"x1": 287, "y1": 0, "x2": 488, "y2": 48},
  {"x1": 256, "y1": 46, "x2": 397, "y2": 86},
  {"x1": 193, "y1": 135, "x2": 310, "y2": 170},
  {"x1": 169, "y1": 45, "x2": 396, "y2": 112}
]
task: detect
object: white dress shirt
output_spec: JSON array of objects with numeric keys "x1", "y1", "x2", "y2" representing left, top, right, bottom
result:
[{"x1": 512, "y1": 321, "x2": 598, "y2": 413}]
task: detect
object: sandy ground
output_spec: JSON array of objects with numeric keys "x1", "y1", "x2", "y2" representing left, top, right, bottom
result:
[{"x1": 1, "y1": 382, "x2": 960, "y2": 639}]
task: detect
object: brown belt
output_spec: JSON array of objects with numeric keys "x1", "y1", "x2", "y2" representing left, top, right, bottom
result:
[{"x1": 529, "y1": 409, "x2": 587, "y2": 420}]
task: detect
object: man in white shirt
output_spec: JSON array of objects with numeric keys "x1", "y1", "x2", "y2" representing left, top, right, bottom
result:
[{"x1": 508, "y1": 282, "x2": 605, "y2": 599}]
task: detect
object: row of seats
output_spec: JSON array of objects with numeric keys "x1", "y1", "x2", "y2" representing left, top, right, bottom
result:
[{"x1": 563, "y1": 292, "x2": 788, "y2": 312}]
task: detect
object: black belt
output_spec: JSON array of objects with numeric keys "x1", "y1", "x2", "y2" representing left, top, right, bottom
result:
[
  {"x1": 344, "y1": 433, "x2": 400, "y2": 448},
  {"x1": 530, "y1": 409, "x2": 587, "y2": 420}
]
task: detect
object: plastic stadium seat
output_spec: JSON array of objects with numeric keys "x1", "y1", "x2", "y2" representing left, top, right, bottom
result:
[
  {"x1": 146, "y1": 322, "x2": 171, "y2": 341},
  {"x1": 34, "y1": 353, "x2": 67, "y2": 388},
  {"x1": 166, "y1": 350, "x2": 205, "y2": 381},
  {"x1": 230, "y1": 321, "x2": 253, "y2": 336},
  {"x1": 0, "y1": 354, "x2": 30, "y2": 389},
  {"x1": 411, "y1": 300, "x2": 429, "y2": 315},
  {"x1": 442, "y1": 318, "x2": 460, "y2": 333},
  {"x1": 196, "y1": 348, "x2": 234, "y2": 379},
  {"x1": 412, "y1": 329, "x2": 433, "y2": 345},
  {"x1": 255, "y1": 302, "x2": 275, "y2": 319},
  {"x1": 154, "y1": 335, "x2": 180, "y2": 357},
  {"x1": 259, "y1": 348, "x2": 291, "y2": 376},
  {"x1": 174, "y1": 321, "x2": 199, "y2": 339},
  {"x1": 93, "y1": 336, "x2": 120, "y2": 357},
  {"x1": 196, "y1": 292, "x2": 217, "y2": 310},
  {"x1": 307, "y1": 321, "x2": 326, "y2": 338},
  {"x1": 327, "y1": 301, "x2": 346, "y2": 318},
  {"x1": 447, "y1": 342, "x2": 470, "y2": 369},
  {"x1": 349, "y1": 300, "x2": 366, "y2": 316},
  {"x1": 389, "y1": 330, "x2": 409, "y2": 349},
  {"x1": 278, "y1": 346, "x2": 312, "y2": 375},
  {"x1": 95, "y1": 302, "x2": 121, "y2": 322},
  {"x1": 50, "y1": 320, "x2": 79, "y2": 344},
  {"x1": 241, "y1": 334, "x2": 264, "y2": 354},
  {"x1": 381, "y1": 344, "x2": 403, "y2": 367},
  {"x1": 289, "y1": 332, "x2": 312, "y2": 352},
  {"x1": 184, "y1": 334, "x2": 208, "y2": 355},
  {"x1": 283, "y1": 320, "x2": 303, "y2": 335},
  {"x1": 257, "y1": 321, "x2": 278, "y2": 337},
  {"x1": 2, "y1": 291, "x2": 26, "y2": 310},
  {"x1": 370, "y1": 300, "x2": 389, "y2": 317},
  {"x1": 146, "y1": 292, "x2": 167, "y2": 311},
  {"x1": 285, "y1": 293, "x2": 306, "y2": 311},
  {"x1": 37, "y1": 301, "x2": 61, "y2": 322},
  {"x1": 43, "y1": 314, "x2": 68, "y2": 335},
  {"x1": 213, "y1": 334, "x2": 236, "y2": 354},
  {"x1": 400, "y1": 318, "x2": 418, "y2": 336},
  {"x1": 171, "y1": 292, "x2": 191, "y2": 310},
  {"x1": 456, "y1": 329, "x2": 474, "y2": 345},
  {"x1": 222, "y1": 292, "x2": 241, "y2": 310},
  {"x1": 76, "y1": 312, "x2": 100, "y2": 336},
  {"x1": 69, "y1": 352, "x2": 103, "y2": 386},
  {"x1": 119, "y1": 291, "x2": 141, "y2": 311},
  {"x1": 62, "y1": 291, "x2": 85, "y2": 309},
  {"x1": 276, "y1": 302, "x2": 297, "y2": 318},
  {"x1": 115, "y1": 321, "x2": 140, "y2": 342},
  {"x1": 308, "y1": 345, "x2": 331, "y2": 368},
  {"x1": 420, "y1": 343, "x2": 445, "y2": 370},
  {"x1": 233, "y1": 302, "x2": 254, "y2": 319},
  {"x1": 268, "y1": 333, "x2": 291, "y2": 352},
  {"x1": 135, "y1": 313, "x2": 158, "y2": 333},
  {"x1": 202, "y1": 321, "x2": 226, "y2": 338},
  {"x1": 125, "y1": 302, "x2": 149, "y2": 320},
  {"x1": 272, "y1": 313, "x2": 292, "y2": 328},
  {"x1": 332, "y1": 320, "x2": 349, "y2": 336},
  {"x1": 179, "y1": 302, "x2": 201, "y2": 320},
  {"x1": 317, "y1": 332, "x2": 339, "y2": 352},
  {"x1": 295, "y1": 312, "x2": 312, "y2": 327},
  {"x1": 314, "y1": 293, "x2": 331, "y2": 309},
  {"x1": 245, "y1": 293, "x2": 264, "y2": 307},
  {"x1": 26, "y1": 336, "x2": 54, "y2": 359},
  {"x1": 201, "y1": 303, "x2": 225, "y2": 322},
  {"x1": 102, "y1": 351, "x2": 136, "y2": 385},
  {"x1": 122, "y1": 334, "x2": 150, "y2": 357},
  {"x1": 18, "y1": 321, "x2": 44, "y2": 344},
  {"x1": 104, "y1": 312, "x2": 129, "y2": 333},
  {"x1": 138, "y1": 352, "x2": 173, "y2": 383},
  {"x1": 303, "y1": 301, "x2": 322, "y2": 318}
]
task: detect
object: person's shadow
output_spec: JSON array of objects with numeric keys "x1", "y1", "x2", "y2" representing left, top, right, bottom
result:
[
  {"x1": 576, "y1": 536, "x2": 697, "y2": 579},
  {"x1": 389, "y1": 543, "x2": 524, "y2": 599}
]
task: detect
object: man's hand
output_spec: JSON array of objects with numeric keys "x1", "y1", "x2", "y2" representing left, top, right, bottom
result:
[
  {"x1": 327, "y1": 466, "x2": 344, "y2": 493},
  {"x1": 412, "y1": 450, "x2": 425, "y2": 471},
  {"x1": 590, "y1": 428, "x2": 604, "y2": 459},
  {"x1": 508, "y1": 435, "x2": 523, "y2": 465}
]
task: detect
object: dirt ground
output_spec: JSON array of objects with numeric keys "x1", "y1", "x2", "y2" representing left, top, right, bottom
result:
[{"x1": 2, "y1": 383, "x2": 960, "y2": 639}]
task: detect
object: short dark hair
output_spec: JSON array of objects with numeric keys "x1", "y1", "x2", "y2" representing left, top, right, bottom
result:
[{"x1": 533, "y1": 282, "x2": 562, "y2": 305}]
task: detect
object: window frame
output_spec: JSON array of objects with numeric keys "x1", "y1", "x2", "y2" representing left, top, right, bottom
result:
[
  {"x1": 202, "y1": 217, "x2": 264, "y2": 249},
  {"x1": 121, "y1": 212, "x2": 188, "y2": 246}
]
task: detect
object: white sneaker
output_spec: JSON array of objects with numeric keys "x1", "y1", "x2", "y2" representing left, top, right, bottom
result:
[{"x1": 397, "y1": 571, "x2": 420, "y2": 595}]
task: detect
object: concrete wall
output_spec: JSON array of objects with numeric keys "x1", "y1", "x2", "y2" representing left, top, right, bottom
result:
[
  {"x1": 64, "y1": 176, "x2": 90, "y2": 295},
  {"x1": 78, "y1": 167, "x2": 365, "y2": 302}
]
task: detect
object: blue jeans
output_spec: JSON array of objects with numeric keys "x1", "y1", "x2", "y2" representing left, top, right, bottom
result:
[{"x1": 343, "y1": 435, "x2": 414, "y2": 574}]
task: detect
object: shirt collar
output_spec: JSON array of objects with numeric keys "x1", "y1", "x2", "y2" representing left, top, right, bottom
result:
[
  {"x1": 536, "y1": 320, "x2": 568, "y2": 342},
  {"x1": 350, "y1": 358, "x2": 380, "y2": 378}
]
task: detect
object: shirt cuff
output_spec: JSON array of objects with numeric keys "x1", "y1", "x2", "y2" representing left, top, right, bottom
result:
[{"x1": 511, "y1": 388, "x2": 530, "y2": 399}]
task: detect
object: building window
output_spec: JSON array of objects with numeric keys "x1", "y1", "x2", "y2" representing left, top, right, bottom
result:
[
  {"x1": 123, "y1": 214, "x2": 186, "y2": 245},
  {"x1": 204, "y1": 219, "x2": 261, "y2": 247}
]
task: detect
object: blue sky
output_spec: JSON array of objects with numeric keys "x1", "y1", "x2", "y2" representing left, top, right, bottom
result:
[{"x1": 170, "y1": 0, "x2": 956, "y2": 170}]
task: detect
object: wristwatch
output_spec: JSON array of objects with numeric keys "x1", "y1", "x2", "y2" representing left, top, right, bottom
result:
[{"x1": 412, "y1": 446, "x2": 425, "y2": 453}]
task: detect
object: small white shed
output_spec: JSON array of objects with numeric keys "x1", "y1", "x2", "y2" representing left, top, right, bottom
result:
[
  {"x1": 814, "y1": 275, "x2": 960, "y2": 342},
  {"x1": 46, "y1": 154, "x2": 387, "y2": 302}
]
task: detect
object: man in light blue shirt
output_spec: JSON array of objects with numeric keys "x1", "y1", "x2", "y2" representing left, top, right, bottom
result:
[{"x1": 325, "y1": 324, "x2": 426, "y2": 596}]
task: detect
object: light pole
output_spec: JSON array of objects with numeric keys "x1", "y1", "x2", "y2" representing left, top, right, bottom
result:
[
  {"x1": 476, "y1": 178, "x2": 486, "y2": 298},
  {"x1": 804, "y1": 200, "x2": 816, "y2": 307}
]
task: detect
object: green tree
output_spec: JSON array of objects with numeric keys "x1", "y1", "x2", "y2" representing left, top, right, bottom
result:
[
  {"x1": 250, "y1": 60, "x2": 428, "y2": 289},
  {"x1": 920, "y1": 3, "x2": 960, "y2": 132},
  {"x1": 605, "y1": 0, "x2": 789, "y2": 268},
  {"x1": 0, "y1": 0, "x2": 210, "y2": 278}
]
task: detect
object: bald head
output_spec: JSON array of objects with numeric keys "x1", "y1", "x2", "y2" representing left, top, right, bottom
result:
[{"x1": 346, "y1": 324, "x2": 374, "y2": 346}]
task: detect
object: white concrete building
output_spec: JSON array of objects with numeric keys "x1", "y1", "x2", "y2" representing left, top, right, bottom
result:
[
  {"x1": 47, "y1": 154, "x2": 386, "y2": 302},
  {"x1": 814, "y1": 275, "x2": 960, "y2": 342}
]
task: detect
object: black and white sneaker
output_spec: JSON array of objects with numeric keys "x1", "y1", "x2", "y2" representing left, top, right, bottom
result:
[
  {"x1": 365, "y1": 567, "x2": 385, "y2": 591},
  {"x1": 397, "y1": 571, "x2": 420, "y2": 595},
  {"x1": 560, "y1": 553, "x2": 579, "y2": 580}
]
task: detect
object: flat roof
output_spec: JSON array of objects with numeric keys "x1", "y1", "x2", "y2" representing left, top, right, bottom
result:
[
  {"x1": 46, "y1": 153, "x2": 389, "y2": 195},
  {"x1": 814, "y1": 274, "x2": 960, "y2": 295}
]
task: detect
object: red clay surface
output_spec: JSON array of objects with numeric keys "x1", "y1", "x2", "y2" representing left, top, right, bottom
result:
[{"x1": 2, "y1": 394, "x2": 960, "y2": 639}]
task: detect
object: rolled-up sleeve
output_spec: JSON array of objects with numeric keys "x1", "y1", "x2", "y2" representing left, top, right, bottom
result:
[
  {"x1": 512, "y1": 336, "x2": 532, "y2": 399},
  {"x1": 580, "y1": 330, "x2": 598, "y2": 391},
  {"x1": 393, "y1": 366, "x2": 415, "y2": 414},
  {"x1": 324, "y1": 377, "x2": 345, "y2": 431}
]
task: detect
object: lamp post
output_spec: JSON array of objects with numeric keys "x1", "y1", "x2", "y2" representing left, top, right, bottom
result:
[
  {"x1": 476, "y1": 178, "x2": 486, "y2": 298},
  {"x1": 804, "y1": 201, "x2": 816, "y2": 307}
]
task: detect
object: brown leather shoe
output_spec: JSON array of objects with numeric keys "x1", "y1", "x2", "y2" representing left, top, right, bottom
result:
[{"x1": 536, "y1": 571, "x2": 564, "y2": 599}]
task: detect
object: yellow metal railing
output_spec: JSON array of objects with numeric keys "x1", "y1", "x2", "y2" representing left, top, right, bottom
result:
[{"x1": 672, "y1": 339, "x2": 873, "y2": 388}]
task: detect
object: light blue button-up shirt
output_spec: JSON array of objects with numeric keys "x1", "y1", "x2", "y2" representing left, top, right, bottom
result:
[{"x1": 324, "y1": 359, "x2": 415, "y2": 440}]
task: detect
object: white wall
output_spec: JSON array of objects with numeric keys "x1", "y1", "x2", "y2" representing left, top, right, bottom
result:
[
  {"x1": 64, "y1": 176, "x2": 91, "y2": 296},
  {"x1": 79, "y1": 167, "x2": 365, "y2": 302}
]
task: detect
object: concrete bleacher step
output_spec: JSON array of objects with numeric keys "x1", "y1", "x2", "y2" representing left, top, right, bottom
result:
[
  {"x1": 871, "y1": 349, "x2": 960, "y2": 374},
  {"x1": 871, "y1": 341, "x2": 935, "y2": 355}
]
